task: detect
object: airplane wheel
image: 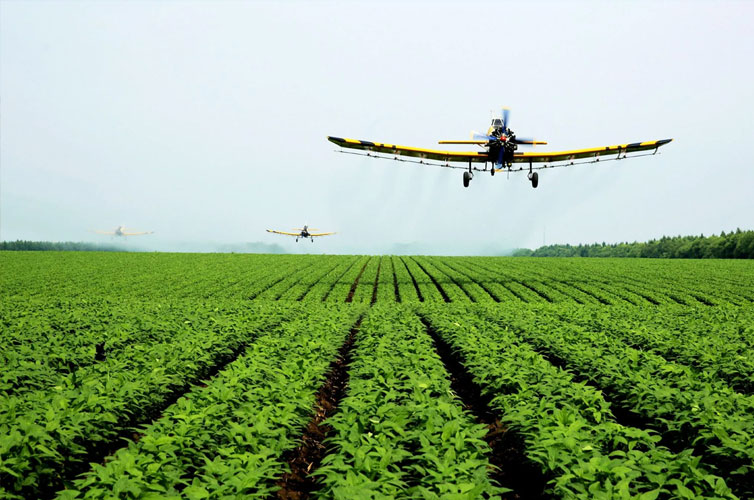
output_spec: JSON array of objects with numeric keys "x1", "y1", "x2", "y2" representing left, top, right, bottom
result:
[
  {"x1": 463, "y1": 171, "x2": 471, "y2": 188},
  {"x1": 530, "y1": 172, "x2": 539, "y2": 188},
  {"x1": 491, "y1": 166, "x2": 495, "y2": 176},
  {"x1": 296, "y1": 238, "x2": 299, "y2": 242},
  {"x1": 311, "y1": 238, "x2": 314, "y2": 242}
]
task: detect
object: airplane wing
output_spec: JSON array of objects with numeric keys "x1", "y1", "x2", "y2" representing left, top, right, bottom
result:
[
  {"x1": 511, "y1": 139, "x2": 673, "y2": 164},
  {"x1": 329, "y1": 135, "x2": 672, "y2": 170},
  {"x1": 267, "y1": 229, "x2": 301, "y2": 237},
  {"x1": 328, "y1": 136, "x2": 487, "y2": 164},
  {"x1": 121, "y1": 231, "x2": 154, "y2": 236},
  {"x1": 310, "y1": 232, "x2": 336, "y2": 237}
]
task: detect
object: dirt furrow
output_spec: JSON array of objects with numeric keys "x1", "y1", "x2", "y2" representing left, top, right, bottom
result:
[
  {"x1": 274, "y1": 316, "x2": 363, "y2": 499},
  {"x1": 421, "y1": 318, "x2": 547, "y2": 500}
]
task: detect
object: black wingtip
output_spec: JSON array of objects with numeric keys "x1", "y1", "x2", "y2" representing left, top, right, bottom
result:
[
  {"x1": 657, "y1": 138, "x2": 673, "y2": 146},
  {"x1": 327, "y1": 136, "x2": 345, "y2": 145}
]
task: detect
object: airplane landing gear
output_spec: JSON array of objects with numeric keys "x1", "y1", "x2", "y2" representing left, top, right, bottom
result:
[
  {"x1": 295, "y1": 238, "x2": 299, "y2": 242},
  {"x1": 311, "y1": 237, "x2": 314, "y2": 242},
  {"x1": 528, "y1": 171, "x2": 539, "y2": 188},
  {"x1": 463, "y1": 170, "x2": 472, "y2": 187}
]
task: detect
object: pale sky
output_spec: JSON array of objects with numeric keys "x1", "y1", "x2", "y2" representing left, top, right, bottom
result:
[{"x1": 2, "y1": 0, "x2": 753, "y2": 254}]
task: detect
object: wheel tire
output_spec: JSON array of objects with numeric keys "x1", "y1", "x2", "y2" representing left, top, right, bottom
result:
[
  {"x1": 463, "y1": 171, "x2": 471, "y2": 188},
  {"x1": 531, "y1": 172, "x2": 539, "y2": 188},
  {"x1": 491, "y1": 166, "x2": 495, "y2": 176}
]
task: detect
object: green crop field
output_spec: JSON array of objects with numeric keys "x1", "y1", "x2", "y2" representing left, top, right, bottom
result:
[{"x1": 2, "y1": 252, "x2": 754, "y2": 499}]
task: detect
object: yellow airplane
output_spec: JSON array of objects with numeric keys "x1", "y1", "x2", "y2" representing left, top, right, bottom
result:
[
  {"x1": 266, "y1": 225, "x2": 336, "y2": 243},
  {"x1": 328, "y1": 108, "x2": 672, "y2": 188},
  {"x1": 93, "y1": 225, "x2": 154, "y2": 237}
]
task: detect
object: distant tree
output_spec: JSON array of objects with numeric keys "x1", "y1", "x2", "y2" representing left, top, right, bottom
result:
[
  {"x1": 516, "y1": 230, "x2": 754, "y2": 259},
  {"x1": 0, "y1": 240, "x2": 127, "y2": 252}
]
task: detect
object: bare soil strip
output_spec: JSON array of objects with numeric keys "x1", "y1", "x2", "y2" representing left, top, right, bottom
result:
[
  {"x1": 421, "y1": 318, "x2": 548, "y2": 500},
  {"x1": 391, "y1": 257, "x2": 401, "y2": 302},
  {"x1": 370, "y1": 258, "x2": 382, "y2": 305},
  {"x1": 400, "y1": 257, "x2": 424, "y2": 301},
  {"x1": 274, "y1": 316, "x2": 363, "y2": 499},
  {"x1": 411, "y1": 258, "x2": 451, "y2": 303},
  {"x1": 321, "y1": 257, "x2": 360, "y2": 302},
  {"x1": 345, "y1": 258, "x2": 371, "y2": 303},
  {"x1": 295, "y1": 261, "x2": 342, "y2": 301}
]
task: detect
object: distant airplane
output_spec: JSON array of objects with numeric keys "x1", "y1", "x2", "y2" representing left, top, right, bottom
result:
[
  {"x1": 93, "y1": 225, "x2": 154, "y2": 237},
  {"x1": 266, "y1": 225, "x2": 335, "y2": 242}
]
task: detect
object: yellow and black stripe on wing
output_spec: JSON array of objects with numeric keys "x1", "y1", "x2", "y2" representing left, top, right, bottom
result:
[
  {"x1": 512, "y1": 139, "x2": 673, "y2": 163},
  {"x1": 328, "y1": 136, "x2": 488, "y2": 163}
]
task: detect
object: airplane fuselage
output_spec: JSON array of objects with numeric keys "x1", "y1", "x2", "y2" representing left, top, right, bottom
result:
[{"x1": 486, "y1": 119, "x2": 517, "y2": 166}]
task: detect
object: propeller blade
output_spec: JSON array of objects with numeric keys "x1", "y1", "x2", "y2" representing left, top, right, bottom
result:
[
  {"x1": 512, "y1": 137, "x2": 547, "y2": 146},
  {"x1": 438, "y1": 140, "x2": 488, "y2": 145},
  {"x1": 502, "y1": 108, "x2": 510, "y2": 131},
  {"x1": 471, "y1": 131, "x2": 494, "y2": 141}
]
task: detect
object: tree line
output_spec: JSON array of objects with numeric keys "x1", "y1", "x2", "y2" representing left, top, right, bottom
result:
[
  {"x1": 513, "y1": 229, "x2": 754, "y2": 259},
  {"x1": 0, "y1": 240, "x2": 127, "y2": 252}
]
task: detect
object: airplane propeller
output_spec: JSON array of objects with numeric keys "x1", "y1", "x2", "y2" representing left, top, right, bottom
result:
[
  {"x1": 471, "y1": 131, "x2": 496, "y2": 141},
  {"x1": 483, "y1": 108, "x2": 547, "y2": 146},
  {"x1": 442, "y1": 109, "x2": 546, "y2": 161}
]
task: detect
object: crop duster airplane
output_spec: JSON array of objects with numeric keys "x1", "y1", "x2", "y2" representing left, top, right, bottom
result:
[
  {"x1": 328, "y1": 108, "x2": 672, "y2": 188},
  {"x1": 266, "y1": 225, "x2": 336, "y2": 242},
  {"x1": 93, "y1": 225, "x2": 154, "y2": 237}
]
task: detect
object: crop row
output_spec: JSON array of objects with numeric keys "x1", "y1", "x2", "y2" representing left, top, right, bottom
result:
[
  {"x1": 550, "y1": 304, "x2": 754, "y2": 395},
  {"x1": 314, "y1": 305, "x2": 500, "y2": 497},
  {"x1": 0, "y1": 301, "x2": 298, "y2": 498},
  {"x1": 419, "y1": 304, "x2": 738, "y2": 499},
  {"x1": 58, "y1": 304, "x2": 362, "y2": 498},
  {"x1": 476, "y1": 304, "x2": 754, "y2": 497},
  {"x1": 3, "y1": 253, "x2": 752, "y2": 306}
]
